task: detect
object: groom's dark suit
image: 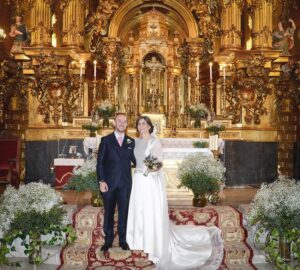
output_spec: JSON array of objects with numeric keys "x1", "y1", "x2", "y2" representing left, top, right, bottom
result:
[{"x1": 97, "y1": 132, "x2": 135, "y2": 246}]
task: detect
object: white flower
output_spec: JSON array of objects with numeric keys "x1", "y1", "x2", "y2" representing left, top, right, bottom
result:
[
  {"x1": 126, "y1": 138, "x2": 132, "y2": 144},
  {"x1": 0, "y1": 182, "x2": 67, "y2": 237},
  {"x1": 73, "y1": 158, "x2": 96, "y2": 177},
  {"x1": 177, "y1": 154, "x2": 226, "y2": 182},
  {"x1": 248, "y1": 175, "x2": 300, "y2": 229},
  {"x1": 98, "y1": 100, "x2": 113, "y2": 111}
]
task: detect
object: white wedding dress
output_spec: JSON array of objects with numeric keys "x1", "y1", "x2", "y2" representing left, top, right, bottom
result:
[{"x1": 126, "y1": 136, "x2": 224, "y2": 270}]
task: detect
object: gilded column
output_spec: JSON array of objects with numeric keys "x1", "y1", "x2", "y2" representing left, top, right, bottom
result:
[
  {"x1": 220, "y1": 0, "x2": 242, "y2": 50},
  {"x1": 30, "y1": 0, "x2": 51, "y2": 46},
  {"x1": 252, "y1": 0, "x2": 273, "y2": 49},
  {"x1": 62, "y1": 0, "x2": 84, "y2": 48}
]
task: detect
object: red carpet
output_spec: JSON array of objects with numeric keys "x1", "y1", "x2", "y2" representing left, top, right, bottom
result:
[{"x1": 58, "y1": 205, "x2": 256, "y2": 269}]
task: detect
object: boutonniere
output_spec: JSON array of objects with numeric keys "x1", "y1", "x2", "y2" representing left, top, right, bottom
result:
[{"x1": 126, "y1": 138, "x2": 132, "y2": 145}]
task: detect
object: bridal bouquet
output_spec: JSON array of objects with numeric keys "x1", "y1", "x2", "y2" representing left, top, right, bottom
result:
[{"x1": 143, "y1": 154, "x2": 163, "y2": 176}]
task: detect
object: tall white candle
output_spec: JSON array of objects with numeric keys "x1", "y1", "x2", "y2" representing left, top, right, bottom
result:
[
  {"x1": 93, "y1": 60, "x2": 97, "y2": 79},
  {"x1": 223, "y1": 64, "x2": 226, "y2": 84},
  {"x1": 209, "y1": 62, "x2": 213, "y2": 83},
  {"x1": 108, "y1": 60, "x2": 112, "y2": 81},
  {"x1": 196, "y1": 62, "x2": 200, "y2": 81}
]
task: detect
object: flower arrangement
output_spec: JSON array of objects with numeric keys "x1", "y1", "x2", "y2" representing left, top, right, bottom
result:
[
  {"x1": 82, "y1": 122, "x2": 101, "y2": 137},
  {"x1": 96, "y1": 100, "x2": 116, "y2": 119},
  {"x1": 188, "y1": 103, "x2": 209, "y2": 128},
  {"x1": 206, "y1": 123, "x2": 225, "y2": 135},
  {"x1": 248, "y1": 176, "x2": 300, "y2": 268},
  {"x1": 177, "y1": 154, "x2": 226, "y2": 200},
  {"x1": 67, "y1": 159, "x2": 103, "y2": 206},
  {"x1": 143, "y1": 154, "x2": 163, "y2": 176},
  {"x1": 0, "y1": 183, "x2": 76, "y2": 266}
]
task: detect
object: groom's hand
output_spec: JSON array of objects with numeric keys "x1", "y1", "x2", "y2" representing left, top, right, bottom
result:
[{"x1": 99, "y1": 181, "x2": 108, "y2": 192}]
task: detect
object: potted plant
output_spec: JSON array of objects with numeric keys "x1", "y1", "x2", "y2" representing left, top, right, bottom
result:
[
  {"x1": 206, "y1": 123, "x2": 225, "y2": 135},
  {"x1": 193, "y1": 141, "x2": 209, "y2": 148},
  {"x1": 177, "y1": 154, "x2": 226, "y2": 207},
  {"x1": 188, "y1": 103, "x2": 209, "y2": 128},
  {"x1": 0, "y1": 183, "x2": 76, "y2": 266},
  {"x1": 67, "y1": 159, "x2": 103, "y2": 207},
  {"x1": 96, "y1": 100, "x2": 116, "y2": 128},
  {"x1": 248, "y1": 176, "x2": 300, "y2": 268},
  {"x1": 82, "y1": 122, "x2": 101, "y2": 137}
]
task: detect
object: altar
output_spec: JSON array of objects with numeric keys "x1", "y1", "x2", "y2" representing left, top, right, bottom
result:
[{"x1": 54, "y1": 158, "x2": 84, "y2": 189}]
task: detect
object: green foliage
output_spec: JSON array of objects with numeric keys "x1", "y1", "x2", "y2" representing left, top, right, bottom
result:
[
  {"x1": 82, "y1": 123, "x2": 101, "y2": 132},
  {"x1": 193, "y1": 141, "x2": 209, "y2": 148},
  {"x1": 67, "y1": 171, "x2": 100, "y2": 197},
  {"x1": 254, "y1": 228, "x2": 300, "y2": 270},
  {"x1": 178, "y1": 171, "x2": 220, "y2": 197},
  {"x1": 0, "y1": 183, "x2": 76, "y2": 266},
  {"x1": 206, "y1": 124, "x2": 225, "y2": 135},
  {"x1": 10, "y1": 206, "x2": 65, "y2": 234}
]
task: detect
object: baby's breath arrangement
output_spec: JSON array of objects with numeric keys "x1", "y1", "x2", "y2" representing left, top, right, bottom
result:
[
  {"x1": 0, "y1": 183, "x2": 76, "y2": 266},
  {"x1": 188, "y1": 103, "x2": 209, "y2": 128},
  {"x1": 248, "y1": 176, "x2": 300, "y2": 269},
  {"x1": 177, "y1": 154, "x2": 226, "y2": 198},
  {"x1": 96, "y1": 100, "x2": 116, "y2": 118}
]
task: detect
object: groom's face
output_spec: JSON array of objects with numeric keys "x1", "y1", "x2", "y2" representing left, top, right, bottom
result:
[{"x1": 115, "y1": 115, "x2": 128, "y2": 133}]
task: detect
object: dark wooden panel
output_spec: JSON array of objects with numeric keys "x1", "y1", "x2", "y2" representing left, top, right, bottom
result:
[{"x1": 224, "y1": 141, "x2": 278, "y2": 186}]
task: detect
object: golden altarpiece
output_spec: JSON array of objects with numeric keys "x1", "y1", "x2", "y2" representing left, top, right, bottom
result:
[{"x1": 0, "y1": 0, "x2": 299, "y2": 178}]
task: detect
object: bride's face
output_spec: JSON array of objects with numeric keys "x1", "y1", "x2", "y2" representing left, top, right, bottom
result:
[{"x1": 138, "y1": 118, "x2": 150, "y2": 135}]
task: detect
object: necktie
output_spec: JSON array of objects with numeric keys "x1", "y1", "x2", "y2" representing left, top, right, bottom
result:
[{"x1": 118, "y1": 135, "x2": 123, "y2": 146}]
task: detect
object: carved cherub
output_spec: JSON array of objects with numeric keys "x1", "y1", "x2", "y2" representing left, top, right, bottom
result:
[{"x1": 272, "y1": 19, "x2": 296, "y2": 55}]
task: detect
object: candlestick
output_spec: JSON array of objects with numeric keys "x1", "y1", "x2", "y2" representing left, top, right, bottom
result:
[
  {"x1": 209, "y1": 62, "x2": 213, "y2": 83},
  {"x1": 196, "y1": 62, "x2": 199, "y2": 81},
  {"x1": 93, "y1": 60, "x2": 97, "y2": 80}
]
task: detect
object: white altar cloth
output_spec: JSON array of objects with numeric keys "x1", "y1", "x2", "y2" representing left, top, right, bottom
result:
[
  {"x1": 162, "y1": 148, "x2": 213, "y2": 160},
  {"x1": 53, "y1": 158, "x2": 85, "y2": 166}
]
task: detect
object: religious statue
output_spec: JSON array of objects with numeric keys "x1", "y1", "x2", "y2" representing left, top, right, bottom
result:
[
  {"x1": 9, "y1": 15, "x2": 29, "y2": 53},
  {"x1": 272, "y1": 19, "x2": 296, "y2": 55}
]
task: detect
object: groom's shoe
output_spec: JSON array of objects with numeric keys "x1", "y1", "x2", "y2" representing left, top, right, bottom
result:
[
  {"x1": 120, "y1": 242, "x2": 130, "y2": 250},
  {"x1": 101, "y1": 243, "x2": 112, "y2": 252}
]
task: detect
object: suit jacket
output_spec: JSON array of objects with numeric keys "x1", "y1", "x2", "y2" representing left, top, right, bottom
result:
[{"x1": 97, "y1": 133, "x2": 136, "y2": 189}]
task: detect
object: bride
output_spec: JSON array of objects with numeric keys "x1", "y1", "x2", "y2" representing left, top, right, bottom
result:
[{"x1": 126, "y1": 116, "x2": 224, "y2": 270}]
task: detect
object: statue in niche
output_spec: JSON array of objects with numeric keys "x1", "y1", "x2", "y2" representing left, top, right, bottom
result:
[
  {"x1": 9, "y1": 15, "x2": 29, "y2": 53},
  {"x1": 143, "y1": 55, "x2": 165, "y2": 113},
  {"x1": 272, "y1": 19, "x2": 296, "y2": 55}
]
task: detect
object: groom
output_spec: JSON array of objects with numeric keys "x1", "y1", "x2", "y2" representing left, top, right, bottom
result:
[{"x1": 97, "y1": 113, "x2": 136, "y2": 252}]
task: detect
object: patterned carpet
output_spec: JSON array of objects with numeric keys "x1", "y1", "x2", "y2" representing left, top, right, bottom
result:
[{"x1": 58, "y1": 205, "x2": 257, "y2": 270}]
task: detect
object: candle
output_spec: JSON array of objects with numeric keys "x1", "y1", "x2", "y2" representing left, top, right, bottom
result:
[
  {"x1": 209, "y1": 62, "x2": 213, "y2": 83},
  {"x1": 80, "y1": 61, "x2": 83, "y2": 78},
  {"x1": 108, "y1": 60, "x2": 112, "y2": 81},
  {"x1": 196, "y1": 62, "x2": 200, "y2": 81},
  {"x1": 223, "y1": 64, "x2": 226, "y2": 84},
  {"x1": 93, "y1": 60, "x2": 97, "y2": 79}
]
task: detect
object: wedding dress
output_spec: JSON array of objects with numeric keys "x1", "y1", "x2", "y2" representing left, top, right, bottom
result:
[{"x1": 126, "y1": 136, "x2": 224, "y2": 270}]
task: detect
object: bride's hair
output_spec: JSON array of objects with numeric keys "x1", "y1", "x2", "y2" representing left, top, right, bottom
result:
[{"x1": 136, "y1": 116, "x2": 154, "y2": 134}]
